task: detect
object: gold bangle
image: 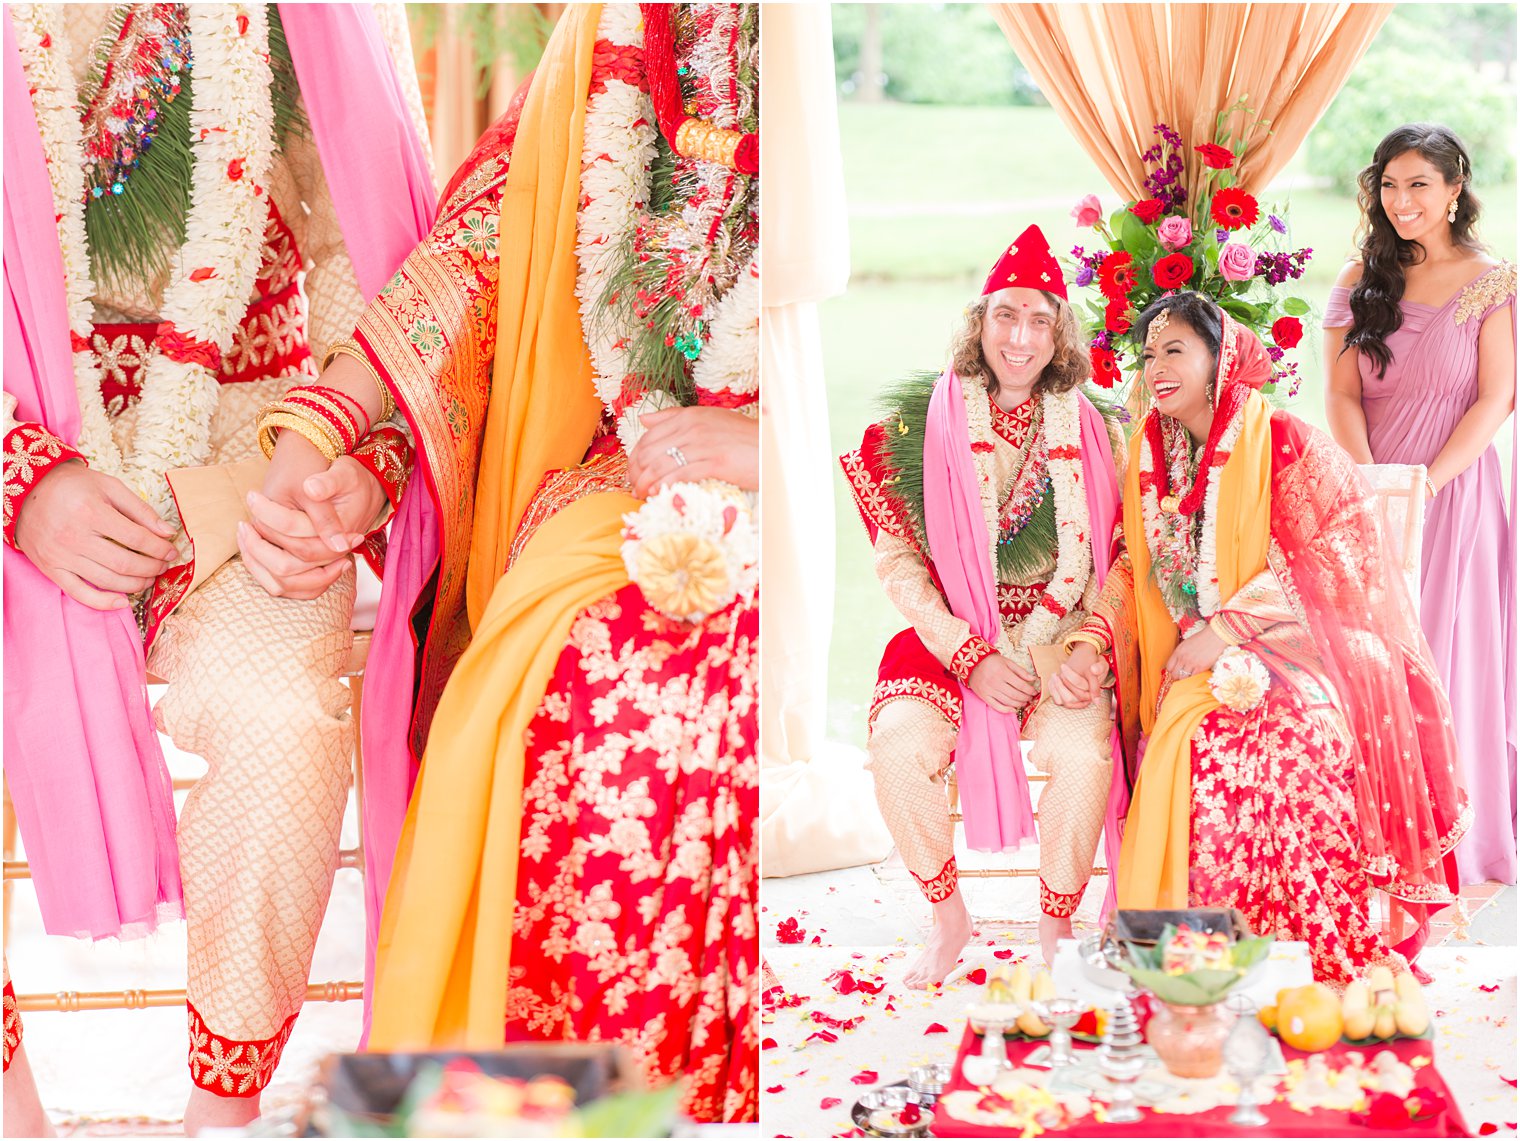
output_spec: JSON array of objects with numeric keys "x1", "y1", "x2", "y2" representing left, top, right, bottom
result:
[
  {"x1": 270, "y1": 399, "x2": 348, "y2": 457},
  {"x1": 257, "y1": 408, "x2": 341, "y2": 462},
  {"x1": 281, "y1": 388, "x2": 362, "y2": 451},
  {"x1": 1062, "y1": 631, "x2": 1109, "y2": 657},
  {"x1": 1207, "y1": 614, "x2": 1244, "y2": 647},
  {"x1": 323, "y1": 339, "x2": 395, "y2": 423},
  {"x1": 1424, "y1": 474, "x2": 1438, "y2": 498}
]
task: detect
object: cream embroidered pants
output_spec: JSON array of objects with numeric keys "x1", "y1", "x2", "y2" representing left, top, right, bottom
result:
[{"x1": 866, "y1": 693, "x2": 1113, "y2": 916}]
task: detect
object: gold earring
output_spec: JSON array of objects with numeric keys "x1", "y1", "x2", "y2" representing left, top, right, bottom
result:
[{"x1": 1447, "y1": 194, "x2": 1460, "y2": 223}]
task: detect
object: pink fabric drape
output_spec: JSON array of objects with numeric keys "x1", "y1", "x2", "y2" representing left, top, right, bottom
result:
[
  {"x1": 281, "y1": 3, "x2": 440, "y2": 1040},
  {"x1": 2, "y1": 6, "x2": 436, "y2": 942},
  {"x1": 3, "y1": 11, "x2": 183, "y2": 940},
  {"x1": 922, "y1": 370, "x2": 1037, "y2": 851}
]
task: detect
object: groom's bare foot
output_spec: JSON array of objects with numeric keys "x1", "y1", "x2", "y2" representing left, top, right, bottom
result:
[
  {"x1": 1039, "y1": 913, "x2": 1074, "y2": 966},
  {"x1": 904, "y1": 891, "x2": 973, "y2": 989},
  {"x1": 184, "y1": 1088, "x2": 261, "y2": 1137}
]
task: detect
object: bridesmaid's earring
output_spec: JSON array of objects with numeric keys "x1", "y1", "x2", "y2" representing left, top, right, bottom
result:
[{"x1": 1447, "y1": 195, "x2": 1460, "y2": 223}]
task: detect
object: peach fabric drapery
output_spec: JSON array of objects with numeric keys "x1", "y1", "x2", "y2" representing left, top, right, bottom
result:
[{"x1": 990, "y1": 4, "x2": 1392, "y2": 206}]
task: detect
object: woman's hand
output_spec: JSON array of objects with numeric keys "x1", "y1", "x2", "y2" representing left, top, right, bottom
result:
[
  {"x1": 1164, "y1": 625, "x2": 1227, "y2": 681},
  {"x1": 626, "y1": 407, "x2": 759, "y2": 498},
  {"x1": 968, "y1": 653, "x2": 1039, "y2": 713},
  {"x1": 1049, "y1": 643, "x2": 1109, "y2": 709}
]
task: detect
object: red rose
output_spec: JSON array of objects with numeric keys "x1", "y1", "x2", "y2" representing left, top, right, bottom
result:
[
  {"x1": 1096, "y1": 251, "x2": 1137, "y2": 300},
  {"x1": 1211, "y1": 187, "x2": 1260, "y2": 231},
  {"x1": 1195, "y1": 142, "x2": 1236, "y2": 169},
  {"x1": 226, "y1": 157, "x2": 245, "y2": 181},
  {"x1": 1152, "y1": 252, "x2": 1195, "y2": 290},
  {"x1": 1104, "y1": 298, "x2": 1132, "y2": 335},
  {"x1": 1129, "y1": 198, "x2": 1165, "y2": 224},
  {"x1": 1271, "y1": 315, "x2": 1304, "y2": 349},
  {"x1": 1090, "y1": 344, "x2": 1120, "y2": 388}
]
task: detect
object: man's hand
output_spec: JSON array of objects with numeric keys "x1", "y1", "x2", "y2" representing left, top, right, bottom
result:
[
  {"x1": 626, "y1": 407, "x2": 760, "y2": 498},
  {"x1": 1049, "y1": 643, "x2": 1110, "y2": 709},
  {"x1": 14, "y1": 461, "x2": 180, "y2": 610},
  {"x1": 967, "y1": 653, "x2": 1039, "y2": 714},
  {"x1": 1163, "y1": 625, "x2": 1227, "y2": 682}
]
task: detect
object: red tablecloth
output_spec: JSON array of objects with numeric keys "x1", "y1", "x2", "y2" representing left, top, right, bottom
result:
[{"x1": 931, "y1": 1026, "x2": 1470, "y2": 1137}]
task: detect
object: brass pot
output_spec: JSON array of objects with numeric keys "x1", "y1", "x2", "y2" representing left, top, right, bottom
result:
[{"x1": 1145, "y1": 1001, "x2": 1231, "y2": 1079}]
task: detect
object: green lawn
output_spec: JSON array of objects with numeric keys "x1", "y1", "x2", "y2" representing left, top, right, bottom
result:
[{"x1": 821, "y1": 102, "x2": 1518, "y2": 743}]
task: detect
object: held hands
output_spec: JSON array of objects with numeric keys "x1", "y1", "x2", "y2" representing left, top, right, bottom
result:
[
  {"x1": 1049, "y1": 643, "x2": 1111, "y2": 710},
  {"x1": 626, "y1": 407, "x2": 760, "y2": 499},
  {"x1": 237, "y1": 431, "x2": 386, "y2": 600},
  {"x1": 968, "y1": 653, "x2": 1040, "y2": 714},
  {"x1": 1163, "y1": 624, "x2": 1227, "y2": 683},
  {"x1": 15, "y1": 461, "x2": 180, "y2": 610}
]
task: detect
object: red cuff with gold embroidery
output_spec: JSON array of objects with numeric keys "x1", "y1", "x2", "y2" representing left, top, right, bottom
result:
[
  {"x1": 949, "y1": 635, "x2": 998, "y2": 684},
  {"x1": 4, "y1": 422, "x2": 86, "y2": 549},
  {"x1": 910, "y1": 857, "x2": 959, "y2": 904},
  {"x1": 1040, "y1": 879, "x2": 1085, "y2": 919},
  {"x1": 3, "y1": 975, "x2": 20, "y2": 1072},
  {"x1": 349, "y1": 424, "x2": 412, "y2": 514}
]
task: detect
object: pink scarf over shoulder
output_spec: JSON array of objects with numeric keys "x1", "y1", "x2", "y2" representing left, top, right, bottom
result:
[
  {"x1": 1, "y1": 4, "x2": 434, "y2": 941},
  {"x1": 922, "y1": 371, "x2": 1123, "y2": 869}
]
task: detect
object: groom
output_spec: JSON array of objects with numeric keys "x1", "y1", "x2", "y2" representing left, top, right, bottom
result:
[{"x1": 839, "y1": 225, "x2": 1123, "y2": 981}]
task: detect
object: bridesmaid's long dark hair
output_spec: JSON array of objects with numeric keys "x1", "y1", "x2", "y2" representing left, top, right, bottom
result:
[{"x1": 1344, "y1": 124, "x2": 1485, "y2": 378}]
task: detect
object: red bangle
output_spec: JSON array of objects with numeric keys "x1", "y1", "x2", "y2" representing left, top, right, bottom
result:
[
  {"x1": 307, "y1": 384, "x2": 372, "y2": 437},
  {"x1": 281, "y1": 392, "x2": 360, "y2": 454}
]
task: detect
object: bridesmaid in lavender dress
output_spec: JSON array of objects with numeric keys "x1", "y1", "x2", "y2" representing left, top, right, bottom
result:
[{"x1": 1324, "y1": 124, "x2": 1516, "y2": 886}]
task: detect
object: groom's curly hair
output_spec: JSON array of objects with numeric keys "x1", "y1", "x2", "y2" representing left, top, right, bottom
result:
[{"x1": 949, "y1": 290, "x2": 1091, "y2": 398}]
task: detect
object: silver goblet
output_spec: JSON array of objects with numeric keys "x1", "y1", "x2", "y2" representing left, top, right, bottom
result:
[
  {"x1": 1035, "y1": 997, "x2": 1084, "y2": 1068},
  {"x1": 1223, "y1": 1006, "x2": 1272, "y2": 1127}
]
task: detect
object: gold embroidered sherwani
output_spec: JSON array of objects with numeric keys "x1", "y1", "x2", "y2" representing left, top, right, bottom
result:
[
  {"x1": 849, "y1": 396, "x2": 1116, "y2": 917},
  {"x1": 0, "y1": 5, "x2": 426, "y2": 1096}
]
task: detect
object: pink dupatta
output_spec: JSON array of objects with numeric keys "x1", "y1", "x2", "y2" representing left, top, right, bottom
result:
[
  {"x1": 1, "y1": 5, "x2": 434, "y2": 941},
  {"x1": 923, "y1": 371, "x2": 1123, "y2": 863}
]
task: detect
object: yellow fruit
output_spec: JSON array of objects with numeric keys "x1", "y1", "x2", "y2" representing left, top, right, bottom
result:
[
  {"x1": 1341, "y1": 980, "x2": 1375, "y2": 1040},
  {"x1": 1365, "y1": 966, "x2": 1395, "y2": 994},
  {"x1": 1009, "y1": 962, "x2": 1032, "y2": 1004},
  {"x1": 1276, "y1": 983, "x2": 1343, "y2": 1052},
  {"x1": 1393, "y1": 972, "x2": 1430, "y2": 1037},
  {"x1": 1257, "y1": 1004, "x2": 1278, "y2": 1032},
  {"x1": 1017, "y1": 969, "x2": 1055, "y2": 1036},
  {"x1": 1372, "y1": 1001, "x2": 1397, "y2": 1040}
]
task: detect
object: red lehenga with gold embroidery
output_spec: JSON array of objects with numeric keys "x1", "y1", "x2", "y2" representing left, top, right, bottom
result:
[
  {"x1": 347, "y1": 8, "x2": 758, "y2": 1123},
  {"x1": 1082, "y1": 319, "x2": 1468, "y2": 986}
]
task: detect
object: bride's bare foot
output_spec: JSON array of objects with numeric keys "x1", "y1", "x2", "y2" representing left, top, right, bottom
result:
[
  {"x1": 903, "y1": 891, "x2": 973, "y2": 989},
  {"x1": 1039, "y1": 913, "x2": 1073, "y2": 966},
  {"x1": 184, "y1": 1087, "x2": 261, "y2": 1137}
]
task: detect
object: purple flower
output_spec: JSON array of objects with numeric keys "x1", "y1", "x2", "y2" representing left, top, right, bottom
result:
[
  {"x1": 1266, "y1": 344, "x2": 1285, "y2": 362},
  {"x1": 1216, "y1": 229, "x2": 1230, "y2": 244},
  {"x1": 1074, "y1": 264, "x2": 1095, "y2": 288},
  {"x1": 1269, "y1": 214, "x2": 1286, "y2": 234}
]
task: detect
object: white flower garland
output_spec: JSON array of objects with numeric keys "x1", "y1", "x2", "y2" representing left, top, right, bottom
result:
[
  {"x1": 961, "y1": 376, "x2": 1091, "y2": 653},
  {"x1": 1137, "y1": 399, "x2": 1246, "y2": 625},
  {"x1": 575, "y1": 4, "x2": 759, "y2": 622},
  {"x1": 14, "y1": 4, "x2": 275, "y2": 523}
]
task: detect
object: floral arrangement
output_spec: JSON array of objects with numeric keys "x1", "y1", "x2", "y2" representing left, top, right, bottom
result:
[
  {"x1": 1119, "y1": 922, "x2": 1273, "y2": 1006},
  {"x1": 1209, "y1": 646, "x2": 1271, "y2": 712},
  {"x1": 621, "y1": 480, "x2": 758, "y2": 623},
  {"x1": 1067, "y1": 106, "x2": 1313, "y2": 398},
  {"x1": 575, "y1": 5, "x2": 759, "y2": 623}
]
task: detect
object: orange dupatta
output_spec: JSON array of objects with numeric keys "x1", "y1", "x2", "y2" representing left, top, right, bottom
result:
[{"x1": 369, "y1": 5, "x2": 620, "y2": 1048}]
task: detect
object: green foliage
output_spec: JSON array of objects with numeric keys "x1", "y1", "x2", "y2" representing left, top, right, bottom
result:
[
  {"x1": 834, "y1": 4, "x2": 1043, "y2": 106},
  {"x1": 1119, "y1": 924, "x2": 1275, "y2": 1006},
  {"x1": 407, "y1": 4, "x2": 552, "y2": 97},
  {"x1": 1308, "y1": 41, "x2": 1516, "y2": 194}
]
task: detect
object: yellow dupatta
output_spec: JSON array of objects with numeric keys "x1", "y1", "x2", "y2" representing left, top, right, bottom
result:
[
  {"x1": 1116, "y1": 391, "x2": 1274, "y2": 909},
  {"x1": 369, "y1": 5, "x2": 625, "y2": 1048}
]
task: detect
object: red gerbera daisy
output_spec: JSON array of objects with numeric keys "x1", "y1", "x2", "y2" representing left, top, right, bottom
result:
[
  {"x1": 1211, "y1": 187, "x2": 1260, "y2": 231},
  {"x1": 1096, "y1": 251, "x2": 1137, "y2": 300},
  {"x1": 1104, "y1": 297, "x2": 1132, "y2": 335},
  {"x1": 1090, "y1": 343, "x2": 1120, "y2": 388}
]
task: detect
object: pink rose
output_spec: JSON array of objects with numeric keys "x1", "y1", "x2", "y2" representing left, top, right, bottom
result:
[
  {"x1": 1217, "y1": 241, "x2": 1256, "y2": 282},
  {"x1": 1070, "y1": 194, "x2": 1103, "y2": 228},
  {"x1": 1157, "y1": 215, "x2": 1192, "y2": 251}
]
